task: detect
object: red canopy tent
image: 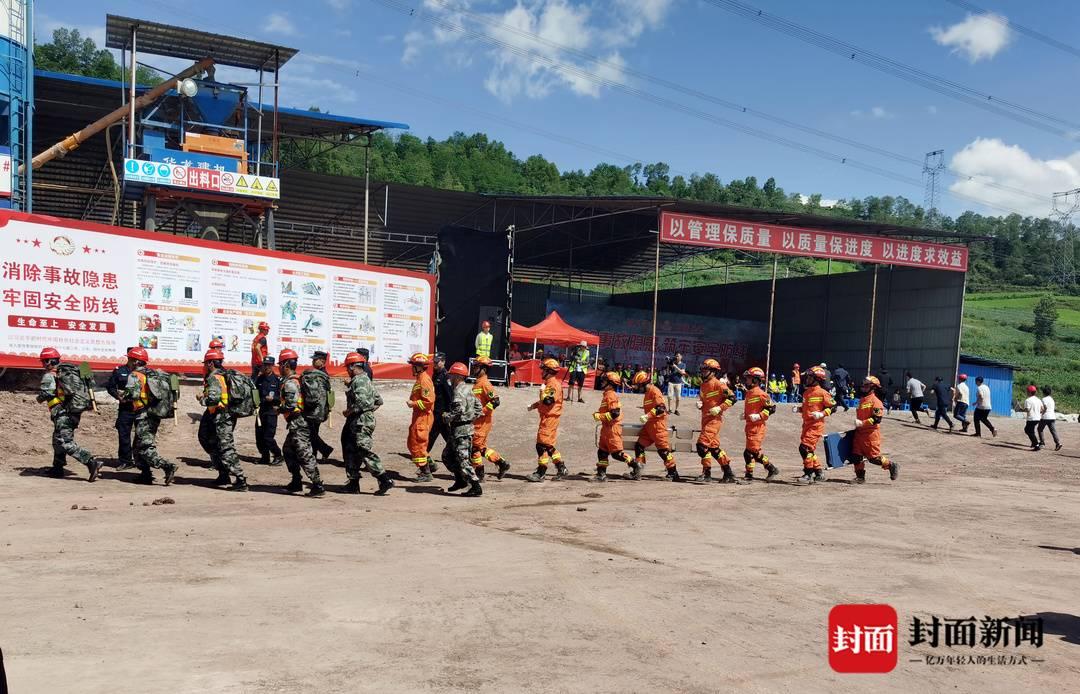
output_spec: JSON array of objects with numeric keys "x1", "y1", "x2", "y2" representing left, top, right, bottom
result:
[{"x1": 510, "y1": 310, "x2": 600, "y2": 385}]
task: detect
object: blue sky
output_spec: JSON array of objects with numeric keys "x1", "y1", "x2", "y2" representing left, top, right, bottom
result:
[{"x1": 36, "y1": 0, "x2": 1080, "y2": 217}]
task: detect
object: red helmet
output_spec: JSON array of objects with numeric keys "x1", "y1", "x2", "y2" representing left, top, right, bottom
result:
[
  {"x1": 39, "y1": 347, "x2": 60, "y2": 361},
  {"x1": 793, "y1": 362, "x2": 800, "y2": 368},
  {"x1": 474, "y1": 355, "x2": 493, "y2": 367},
  {"x1": 863, "y1": 375, "x2": 881, "y2": 388},
  {"x1": 127, "y1": 346, "x2": 149, "y2": 363},
  {"x1": 344, "y1": 351, "x2": 366, "y2": 366},
  {"x1": 541, "y1": 358, "x2": 560, "y2": 372},
  {"x1": 448, "y1": 362, "x2": 469, "y2": 377},
  {"x1": 204, "y1": 349, "x2": 224, "y2": 363},
  {"x1": 258, "y1": 321, "x2": 270, "y2": 333},
  {"x1": 408, "y1": 352, "x2": 430, "y2": 366},
  {"x1": 632, "y1": 370, "x2": 651, "y2": 386},
  {"x1": 481, "y1": 320, "x2": 491, "y2": 329},
  {"x1": 208, "y1": 338, "x2": 224, "y2": 350},
  {"x1": 603, "y1": 371, "x2": 623, "y2": 387},
  {"x1": 278, "y1": 349, "x2": 299, "y2": 363},
  {"x1": 1027, "y1": 385, "x2": 1037, "y2": 394},
  {"x1": 957, "y1": 373, "x2": 967, "y2": 381},
  {"x1": 809, "y1": 366, "x2": 828, "y2": 382}
]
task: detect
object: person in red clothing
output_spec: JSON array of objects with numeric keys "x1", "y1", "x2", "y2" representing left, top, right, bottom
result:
[
  {"x1": 794, "y1": 365, "x2": 835, "y2": 484},
  {"x1": 695, "y1": 358, "x2": 737, "y2": 483},
  {"x1": 405, "y1": 353, "x2": 438, "y2": 482},
  {"x1": 592, "y1": 371, "x2": 639, "y2": 482},
  {"x1": 741, "y1": 367, "x2": 779, "y2": 482},
  {"x1": 250, "y1": 321, "x2": 270, "y2": 376},
  {"x1": 526, "y1": 358, "x2": 568, "y2": 482},
  {"x1": 850, "y1": 376, "x2": 898, "y2": 483},
  {"x1": 632, "y1": 370, "x2": 679, "y2": 481}
]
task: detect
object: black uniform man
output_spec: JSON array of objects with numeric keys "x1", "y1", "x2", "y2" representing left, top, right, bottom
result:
[{"x1": 254, "y1": 356, "x2": 284, "y2": 466}]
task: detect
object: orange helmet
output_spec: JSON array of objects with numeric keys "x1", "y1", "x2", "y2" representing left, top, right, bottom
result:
[
  {"x1": 39, "y1": 347, "x2": 60, "y2": 361},
  {"x1": 448, "y1": 362, "x2": 469, "y2": 377},
  {"x1": 602, "y1": 371, "x2": 623, "y2": 387},
  {"x1": 344, "y1": 352, "x2": 366, "y2": 366},
  {"x1": 408, "y1": 353, "x2": 430, "y2": 366},
  {"x1": 632, "y1": 370, "x2": 651, "y2": 386},
  {"x1": 204, "y1": 349, "x2": 224, "y2": 363},
  {"x1": 278, "y1": 349, "x2": 299, "y2": 363},
  {"x1": 863, "y1": 375, "x2": 881, "y2": 388},
  {"x1": 744, "y1": 367, "x2": 765, "y2": 380},
  {"x1": 258, "y1": 321, "x2": 270, "y2": 333},
  {"x1": 127, "y1": 346, "x2": 149, "y2": 363},
  {"x1": 701, "y1": 358, "x2": 721, "y2": 372},
  {"x1": 208, "y1": 338, "x2": 224, "y2": 350},
  {"x1": 541, "y1": 358, "x2": 560, "y2": 372},
  {"x1": 474, "y1": 356, "x2": 492, "y2": 367},
  {"x1": 809, "y1": 366, "x2": 828, "y2": 382}
]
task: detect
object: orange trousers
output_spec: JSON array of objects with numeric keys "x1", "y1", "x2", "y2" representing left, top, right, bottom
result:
[
  {"x1": 407, "y1": 410, "x2": 434, "y2": 466},
  {"x1": 537, "y1": 414, "x2": 560, "y2": 446},
  {"x1": 637, "y1": 420, "x2": 671, "y2": 450}
]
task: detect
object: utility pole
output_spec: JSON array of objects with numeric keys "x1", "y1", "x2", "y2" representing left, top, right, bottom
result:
[
  {"x1": 1051, "y1": 188, "x2": 1080, "y2": 287},
  {"x1": 923, "y1": 150, "x2": 945, "y2": 228}
]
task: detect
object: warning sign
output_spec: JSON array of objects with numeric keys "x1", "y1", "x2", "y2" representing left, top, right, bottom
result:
[{"x1": 124, "y1": 159, "x2": 280, "y2": 200}]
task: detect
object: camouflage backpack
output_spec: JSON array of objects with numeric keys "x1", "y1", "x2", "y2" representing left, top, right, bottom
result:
[
  {"x1": 56, "y1": 363, "x2": 93, "y2": 414},
  {"x1": 222, "y1": 370, "x2": 257, "y2": 418},
  {"x1": 300, "y1": 369, "x2": 331, "y2": 422},
  {"x1": 144, "y1": 369, "x2": 176, "y2": 419}
]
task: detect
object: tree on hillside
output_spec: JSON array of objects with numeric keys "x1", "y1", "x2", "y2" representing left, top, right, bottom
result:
[
  {"x1": 1033, "y1": 295, "x2": 1058, "y2": 353},
  {"x1": 36, "y1": 28, "x2": 163, "y2": 84}
]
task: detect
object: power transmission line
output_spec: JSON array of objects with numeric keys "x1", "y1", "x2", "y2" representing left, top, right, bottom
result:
[
  {"x1": 400, "y1": 0, "x2": 1048, "y2": 207},
  {"x1": 701, "y1": 0, "x2": 1080, "y2": 139},
  {"x1": 923, "y1": 150, "x2": 946, "y2": 228},
  {"x1": 1051, "y1": 189, "x2": 1080, "y2": 286},
  {"x1": 942, "y1": 0, "x2": 1080, "y2": 60},
  {"x1": 378, "y1": 0, "x2": 1035, "y2": 216}
]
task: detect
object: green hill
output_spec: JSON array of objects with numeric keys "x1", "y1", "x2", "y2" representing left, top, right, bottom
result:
[{"x1": 962, "y1": 291, "x2": 1080, "y2": 412}]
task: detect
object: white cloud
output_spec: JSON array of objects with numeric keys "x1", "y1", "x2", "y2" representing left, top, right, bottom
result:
[
  {"x1": 851, "y1": 106, "x2": 893, "y2": 119},
  {"x1": 948, "y1": 138, "x2": 1079, "y2": 216},
  {"x1": 37, "y1": 14, "x2": 106, "y2": 47},
  {"x1": 930, "y1": 13, "x2": 1012, "y2": 63},
  {"x1": 278, "y1": 53, "x2": 366, "y2": 106},
  {"x1": 798, "y1": 194, "x2": 839, "y2": 208},
  {"x1": 379, "y1": 33, "x2": 397, "y2": 43},
  {"x1": 403, "y1": 0, "x2": 672, "y2": 102},
  {"x1": 263, "y1": 12, "x2": 298, "y2": 36}
]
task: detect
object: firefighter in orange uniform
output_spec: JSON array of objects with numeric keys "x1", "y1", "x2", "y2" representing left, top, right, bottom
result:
[
  {"x1": 250, "y1": 321, "x2": 270, "y2": 377},
  {"x1": 470, "y1": 356, "x2": 511, "y2": 480},
  {"x1": 794, "y1": 365, "x2": 835, "y2": 484},
  {"x1": 526, "y1": 358, "x2": 568, "y2": 482},
  {"x1": 851, "y1": 375, "x2": 899, "y2": 483},
  {"x1": 406, "y1": 352, "x2": 439, "y2": 482},
  {"x1": 741, "y1": 366, "x2": 779, "y2": 481},
  {"x1": 695, "y1": 358, "x2": 737, "y2": 483},
  {"x1": 592, "y1": 371, "x2": 639, "y2": 482},
  {"x1": 633, "y1": 370, "x2": 679, "y2": 481},
  {"x1": 790, "y1": 362, "x2": 802, "y2": 402}
]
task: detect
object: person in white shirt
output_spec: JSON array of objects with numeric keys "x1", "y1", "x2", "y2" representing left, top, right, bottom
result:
[
  {"x1": 1023, "y1": 385, "x2": 1044, "y2": 451},
  {"x1": 972, "y1": 376, "x2": 996, "y2": 437},
  {"x1": 952, "y1": 374, "x2": 971, "y2": 433},
  {"x1": 1037, "y1": 385, "x2": 1062, "y2": 451},
  {"x1": 905, "y1": 371, "x2": 926, "y2": 424}
]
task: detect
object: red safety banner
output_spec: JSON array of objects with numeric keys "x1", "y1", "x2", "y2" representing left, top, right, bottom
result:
[{"x1": 660, "y1": 211, "x2": 968, "y2": 272}]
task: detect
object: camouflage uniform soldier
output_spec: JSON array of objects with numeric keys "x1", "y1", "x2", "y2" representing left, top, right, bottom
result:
[
  {"x1": 198, "y1": 349, "x2": 248, "y2": 491},
  {"x1": 123, "y1": 346, "x2": 177, "y2": 485},
  {"x1": 341, "y1": 352, "x2": 394, "y2": 496},
  {"x1": 35, "y1": 347, "x2": 101, "y2": 481},
  {"x1": 444, "y1": 362, "x2": 483, "y2": 497},
  {"x1": 278, "y1": 349, "x2": 325, "y2": 497}
]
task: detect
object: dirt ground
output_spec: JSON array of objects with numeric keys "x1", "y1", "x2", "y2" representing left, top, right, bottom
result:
[{"x1": 1, "y1": 378, "x2": 1078, "y2": 693}]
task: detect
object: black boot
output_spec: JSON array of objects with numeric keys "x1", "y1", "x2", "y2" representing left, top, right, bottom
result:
[
  {"x1": 628, "y1": 461, "x2": 642, "y2": 480},
  {"x1": 213, "y1": 470, "x2": 232, "y2": 486},
  {"x1": 136, "y1": 468, "x2": 155, "y2": 485},
  {"x1": 496, "y1": 459, "x2": 511, "y2": 480},
  {"x1": 744, "y1": 469, "x2": 755, "y2": 482},
  {"x1": 694, "y1": 468, "x2": 712, "y2": 483},
  {"x1": 666, "y1": 466, "x2": 680, "y2": 482},
  {"x1": 285, "y1": 475, "x2": 303, "y2": 493},
  {"x1": 115, "y1": 459, "x2": 135, "y2": 472},
  {"x1": 447, "y1": 474, "x2": 470, "y2": 493},
  {"x1": 526, "y1": 466, "x2": 547, "y2": 482},
  {"x1": 764, "y1": 463, "x2": 780, "y2": 482},
  {"x1": 163, "y1": 463, "x2": 177, "y2": 486},
  {"x1": 48, "y1": 465, "x2": 66, "y2": 478},
  {"x1": 854, "y1": 469, "x2": 866, "y2": 484},
  {"x1": 307, "y1": 482, "x2": 326, "y2": 497},
  {"x1": 593, "y1": 465, "x2": 607, "y2": 482},
  {"x1": 87, "y1": 458, "x2": 102, "y2": 483},
  {"x1": 889, "y1": 461, "x2": 900, "y2": 481},
  {"x1": 230, "y1": 477, "x2": 249, "y2": 492},
  {"x1": 553, "y1": 463, "x2": 569, "y2": 480},
  {"x1": 374, "y1": 473, "x2": 394, "y2": 496},
  {"x1": 475, "y1": 465, "x2": 486, "y2": 482},
  {"x1": 343, "y1": 478, "x2": 361, "y2": 494},
  {"x1": 427, "y1": 458, "x2": 440, "y2": 475},
  {"x1": 464, "y1": 480, "x2": 483, "y2": 497},
  {"x1": 269, "y1": 456, "x2": 285, "y2": 467},
  {"x1": 719, "y1": 465, "x2": 737, "y2": 484},
  {"x1": 797, "y1": 468, "x2": 814, "y2": 485},
  {"x1": 813, "y1": 468, "x2": 826, "y2": 483}
]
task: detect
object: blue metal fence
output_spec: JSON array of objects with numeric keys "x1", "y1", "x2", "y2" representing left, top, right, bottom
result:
[{"x1": 957, "y1": 360, "x2": 1013, "y2": 417}]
